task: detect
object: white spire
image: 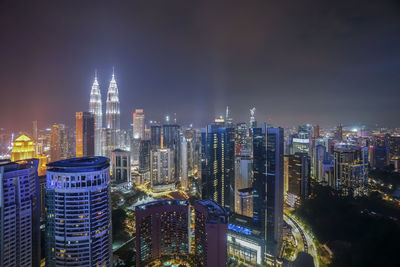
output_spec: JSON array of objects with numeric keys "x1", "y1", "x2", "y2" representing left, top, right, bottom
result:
[{"x1": 89, "y1": 70, "x2": 103, "y2": 156}]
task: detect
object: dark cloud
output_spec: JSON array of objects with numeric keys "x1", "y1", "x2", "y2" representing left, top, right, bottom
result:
[{"x1": 0, "y1": 0, "x2": 399, "y2": 130}]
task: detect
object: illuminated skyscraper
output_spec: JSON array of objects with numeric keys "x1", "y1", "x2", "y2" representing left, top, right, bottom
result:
[
  {"x1": 10, "y1": 134, "x2": 35, "y2": 161},
  {"x1": 335, "y1": 124, "x2": 343, "y2": 141},
  {"x1": 201, "y1": 124, "x2": 235, "y2": 212},
  {"x1": 111, "y1": 149, "x2": 131, "y2": 184},
  {"x1": 151, "y1": 148, "x2": 175, "y2": 191},
  {"x1": 105, "y1": 69, "x2": 120, "y2": 156},
  {"x1": 225, "y1": 106, "x2": 233, "y2": 127},
  {"x1": 89, "y1": 72, "x2": 103, "y2": 156},
  {"x1": 252, "y1": 126, "x2": 266, "y2": 232},
  {"x1": 285, "y1": 152, "x2": 310, "y2": 207},
  {"x1": 180, "y1": 136, "x2": 188, "y2": 190},
  {"x1": 334, "y1": 143, "x2": 368, "y2": 195},
  {"x1": 150, "y1": 125, "x2": 162, "y2": 149},
  {"x1": 133, "y1": 109, "x2": 145, "y2": 140},
  {"x1": 75, "y1": 112, "x2": 95, "y2": 158},
  {"x1": 50, "y1": 124, "x2": 67, "y2": 162},
  {"x1": 0, "y1": 159, "x2": 41, "y2": 267},
  {"x1": 265, "y1": 127, "x2": 284, "y2": 259},
  {"x1": 249, "y1": 107, "x2": 257, "y2": 128},
  {"x1": 45, "y1": 157, "x2": 112, "y2": 266}
]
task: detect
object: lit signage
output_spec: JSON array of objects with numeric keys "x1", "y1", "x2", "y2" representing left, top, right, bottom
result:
[
  {"x1": 228, "y1": 224, "x2": 252, "y2": 235},
  {"x1": 293, "y1": 138, "x2": 309, "y2": 144}
]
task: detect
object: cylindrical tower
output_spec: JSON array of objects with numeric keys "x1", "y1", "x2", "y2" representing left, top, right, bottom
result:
[{"x1": 45, "y1": 157, "x2": 112, "y2": 267}]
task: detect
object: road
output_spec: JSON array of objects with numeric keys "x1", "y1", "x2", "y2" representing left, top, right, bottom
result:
[{"x1": 284, "y1": 212, "x2": 319, "y2": 267}]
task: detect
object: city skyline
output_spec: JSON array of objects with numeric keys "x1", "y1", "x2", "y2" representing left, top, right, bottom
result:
[
  {"x1": 1, "y1": 1, "x2": 400, "y2": 130},
  {"x1": 1, "y1": 2, "x2": 400, "y2": 267}
]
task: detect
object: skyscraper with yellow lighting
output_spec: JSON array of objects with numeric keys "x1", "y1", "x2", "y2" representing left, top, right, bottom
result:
[{"x1": 11, "y1": 134, "x2": 35, "y2": 161}]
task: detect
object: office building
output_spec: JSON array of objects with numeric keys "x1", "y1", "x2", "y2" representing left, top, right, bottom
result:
[
  {"x1": 249, "y1": 107, "x2": 257, "y2": 128},
  {"x1": 194, "y1": 200, "x2": 228, "y2": 267},
  {"x1": 285, "y1": 152, "x2": 310, "y2": 207},
  {"x1": 252, "y1": 126, "x2": 266, "y2": 232},
  {"x1": 45, "y1": 157, "x2": 112, "y2": 266},
  {"x1": 370, "y1": 145, "x2": 390, "y2": 169},
  {"x1": 105, "y1": 70, "x2": 120, "y2": 154},
  {"x1": 0, "y1": 159, "x2": 41, "y2": 267},
  {"x1": 133, "y1": 109, "x2": 145, "y2": 140},
  {"x1": 237, "y1": 188, "x2": 253, "y2": 218},
  {"x1": 227, "y1": 214, "x2": 265, "y2": 266},
  {"x1": 163, "y1": 124, "x2": 180, "y2": 179},
  {"x1": 139, "y1": 140, "x2": 151, "y2": 182},
  {"x1": 334, "y1": 143, "x2": 368, "y2": 195},
  {"x1": 135, "y1": 200, "x2": 190, "y2": 266},
  {"x1": 201, "y1": 124, "x2": 235, "y2": 212},
  {"x1": 234, "y1": 156, "x2": 252, "y2": 214},
  {"x1": 312, "y1": 125, "x2": 320, "y2": 139},
  {"x1": 111, "y1": 149, "x2": 131, "y2": 185},
  {"x1": 150, "y1": 125, "x2": 162, "y2": 149},
  {"x1": 265, "y1": 127, "x2": 284, "y2": 258},
  {"x1": 75, "y1": 111, "x2": 95, "y2": 158},
  {"x1": 335, "y1": 124, "x2": 343, "y2": 140},
  {"x1": 180, "y1": 136, "x2": 188, "y2": 190},
  {"x1": 89, "y1": 72, "x2": 103, "y2": 156},
  {"x1": 225, "y1": 106, "x2": 233, "y2": 127},
  {"x1": 50, "y1": 124, "x2": 67, "y2": 162}
]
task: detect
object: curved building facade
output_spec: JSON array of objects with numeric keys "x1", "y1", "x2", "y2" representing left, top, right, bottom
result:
[
  {"x1": 45, "y1": 157, "x2": 112, "y2": 267},
  {"x1": 135, "y1": 199, "x2": 190, "y2": 266}
]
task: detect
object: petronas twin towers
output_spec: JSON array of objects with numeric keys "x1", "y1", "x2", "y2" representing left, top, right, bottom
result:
[{"x1": 89, "y1": 69, "x2": 120, "y2": 157}]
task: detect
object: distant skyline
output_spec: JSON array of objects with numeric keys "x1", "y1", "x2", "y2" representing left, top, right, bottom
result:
[{"x1": 1, "y1": 1, "x2": 400, "y2": 130}]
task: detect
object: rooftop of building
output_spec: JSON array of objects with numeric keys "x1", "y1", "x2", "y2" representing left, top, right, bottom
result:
[
  {"x1": 334, "y1": 143, "x2": 360, "y2": 151},
  {"x1": 46, "y1": 156, "x2": 109, "y2": 173},
  {"x1": 0, "y1": 159, "x2": 38, "y2": 172},
  {"x1": 228, "y1": 213, "x2": 264, "y2": 239},
  {"x1": 136, "y1": 199, "x2": 189, "y2": 211},
  {"x1": 195, "y1": 199, "x2": 228, "y2": 223},
  {"x1": 238, "y1": 187, "x2": 253, "y2": 194},
  {"x1": 112, "y1": 148, "x2": 129, "y2": 153}
]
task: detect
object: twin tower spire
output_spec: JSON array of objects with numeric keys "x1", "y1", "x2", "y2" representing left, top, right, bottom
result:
[{"x1": 89, "y1": 69, "x2": 121, "y2": 156}]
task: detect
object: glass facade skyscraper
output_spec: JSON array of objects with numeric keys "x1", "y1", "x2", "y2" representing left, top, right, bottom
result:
[
  {"x1": 201, "y1": 124, "x2": 235, "y2": 212},
  {"x1": 0, "y1": 159, "x2": 41, "y2": 267},
  {"x1": 265, "y1": 127, "x2": 284, "y2": 258}
]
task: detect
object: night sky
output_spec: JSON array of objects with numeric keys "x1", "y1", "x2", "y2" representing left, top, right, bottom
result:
[{"x1": 1, "y1": 0, "x2": 400, "y2": 130}]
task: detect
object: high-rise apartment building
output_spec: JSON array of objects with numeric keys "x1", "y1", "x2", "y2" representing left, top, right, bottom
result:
[
  {"x1": 135, "y1": 200, "x2": 190, "y2": 266},
  {"x1": 89, "y1": 72, "x2": 103, "y2": 156},
  {"x1": 0, "y1": 159, "x2": 41, "y2": 267},
  {"x1": 194, "y1": 199, "x2": 228, "y2": 267},
  {"x1": 150, "y1": 148, "x2": 175, "y2": 191},
  {"x1": 75, "y1": 111, "x2": 95, "y2": 158},
  {"x1": 201, "y1": 124, "x2": 235, "y2": 212},
  {"x1": 45, "y1": 157, "x2": 112, "y2": 266}
]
